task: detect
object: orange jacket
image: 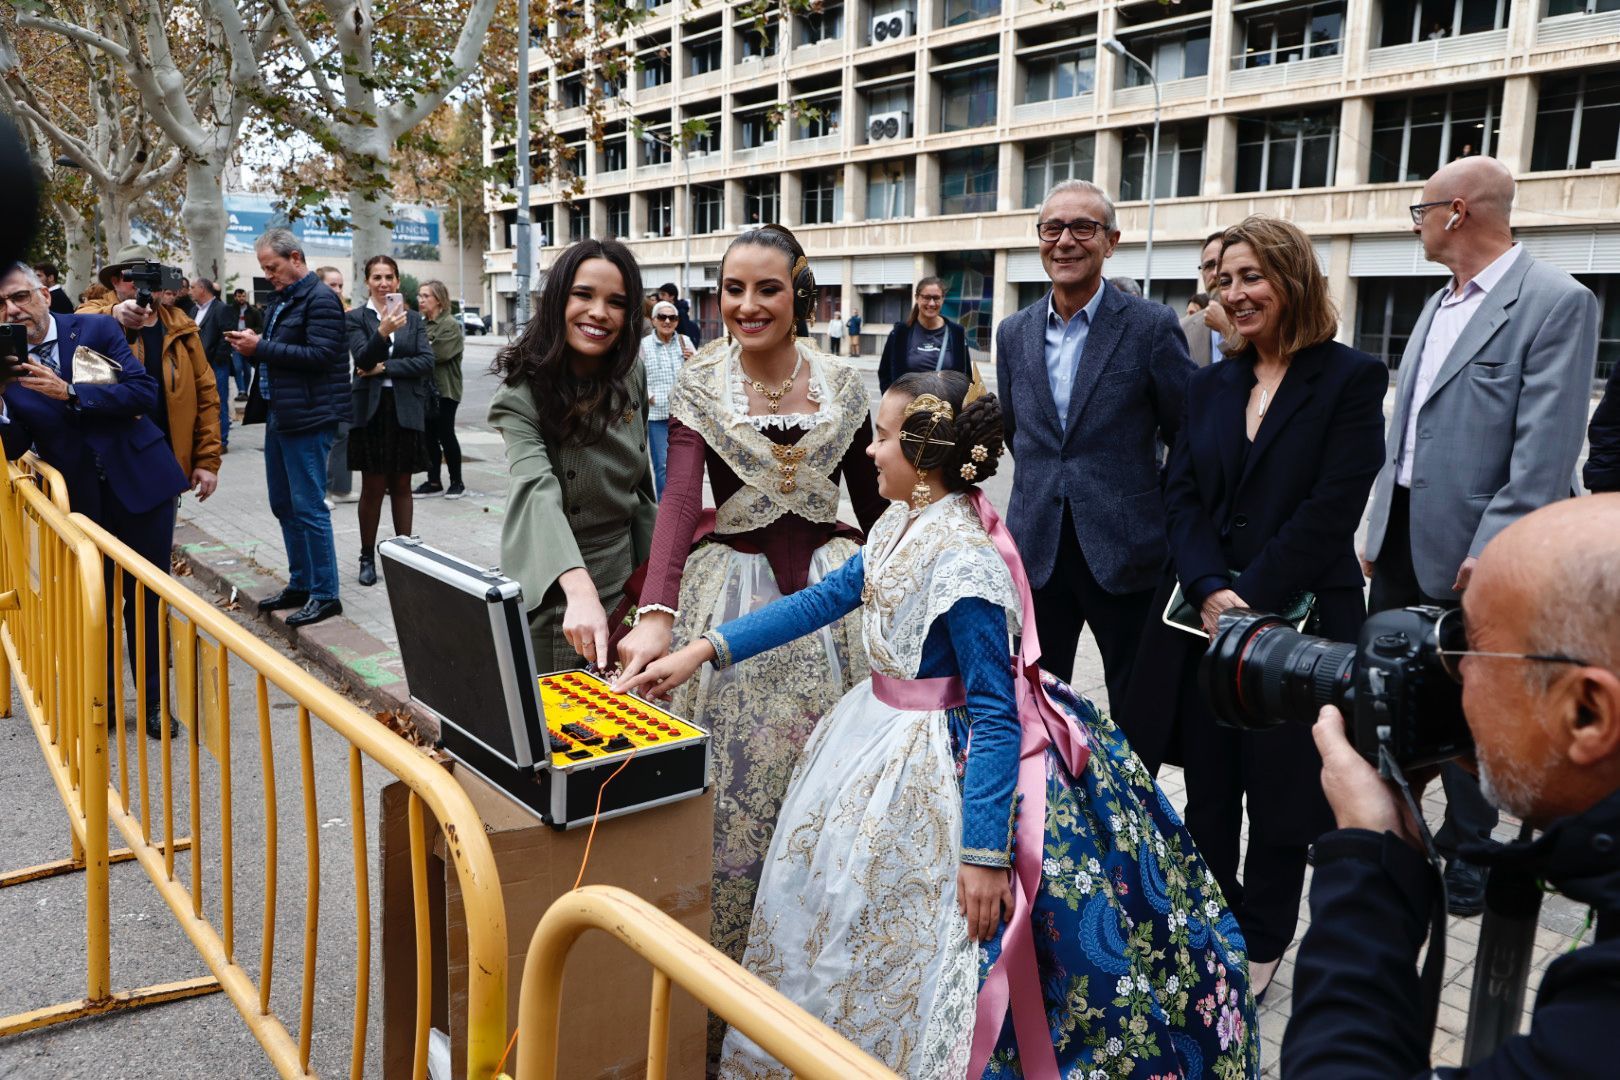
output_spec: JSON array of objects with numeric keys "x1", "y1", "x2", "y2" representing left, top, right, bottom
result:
[{"x1": 77, "y1": 297, "x2": 223, "y2": 477}]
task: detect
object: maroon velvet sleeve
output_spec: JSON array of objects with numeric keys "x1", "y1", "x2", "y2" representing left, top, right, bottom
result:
[
  {"x1": 840, "y1": 413, "x2": 886, "y2": 534},
  {"x1": 639, "y1": 416, "x2": 708, "y2": 611}
]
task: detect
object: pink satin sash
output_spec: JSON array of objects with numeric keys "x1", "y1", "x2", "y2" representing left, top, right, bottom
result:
[
  {"x1": 870, "y1": 672, "x2": 966, "y2": 711},
  {"x1": 965, "y1": 489, "x2": 1092, "y2": 1080}
]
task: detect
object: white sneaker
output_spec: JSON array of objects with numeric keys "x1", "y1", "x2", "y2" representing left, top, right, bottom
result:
[{"x1": 324, "y1": 497, "x2": 336, "y2": 511}]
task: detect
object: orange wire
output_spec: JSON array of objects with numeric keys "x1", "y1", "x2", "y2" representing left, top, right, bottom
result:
[
  {"x1": 573, "y1": 747, "x2": 637, "y2": 891},
  {"x1": 493, "y1": 1023, "x2": 521, "y2": 1077}
]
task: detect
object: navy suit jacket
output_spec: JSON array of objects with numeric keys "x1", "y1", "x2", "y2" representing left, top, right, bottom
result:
[
  {"x1": 1, "y1": 313, "x2": 189, "y2": 517},
  {"x1": 995, "y1": 285, "x2": 1193, "y2": 593},
  {"x1": 1163, "y1": 338, "x2": 1388, "y2": 615},
  {"x1": 196, "y1": 300, "x2": 232, "y2": 370}
]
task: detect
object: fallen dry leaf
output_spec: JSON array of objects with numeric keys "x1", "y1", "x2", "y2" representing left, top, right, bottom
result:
[{"x1": 171, "y1": 555, "x2": 194, "y2": 577}]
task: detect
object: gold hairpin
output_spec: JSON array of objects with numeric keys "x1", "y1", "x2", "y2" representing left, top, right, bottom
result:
[
  {"x1": 903, "y1": 394, "x2": 954, "y2": 421},
  {"x1": 898, "y1": 431, "x2": 956, "y2": 449},
  {"x1": 963, "y1": 366, "x2": 988, "y2": 407},
  {"x1": 792, "y1": 255, "x2": 809, "y2": 281}
]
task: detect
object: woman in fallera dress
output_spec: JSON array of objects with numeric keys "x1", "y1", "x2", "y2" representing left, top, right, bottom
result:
[
  {"x1": 614, "y1": 224, "x2": 886, "y2": 992},
  {"x1": 621, "y1": 370, "x2": 1258, "y2": 1080}
]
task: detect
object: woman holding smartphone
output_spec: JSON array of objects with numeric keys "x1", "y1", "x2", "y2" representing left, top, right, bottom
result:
[{"x1": 345, "y1": 254, "x2": 436, "y2": 585}]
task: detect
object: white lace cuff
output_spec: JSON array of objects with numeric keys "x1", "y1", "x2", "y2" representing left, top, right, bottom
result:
[{"x1": 635, "y1": 603, "x2": 679, "y2": 623}]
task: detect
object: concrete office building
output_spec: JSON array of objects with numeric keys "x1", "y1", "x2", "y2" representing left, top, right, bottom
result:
[{"x1": 484, "y1": 0, "x2": 1620, "y2": 377}]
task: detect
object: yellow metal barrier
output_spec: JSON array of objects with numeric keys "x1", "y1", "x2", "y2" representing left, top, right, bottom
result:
[
  {"x1": 515, "y1": 886, "x2": 901, "y2": 1080},
  {"x1": 15, "y1": 451, "x2": 71, "y2": 513},
  {"x1": 0, "y1": 461, "x2": 512, "y2": 1079}
]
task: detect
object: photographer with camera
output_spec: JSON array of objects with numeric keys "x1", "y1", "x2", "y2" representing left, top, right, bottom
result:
[
  {"x1": 0, "y1": 263, "x2": 190, "y2": 738},
  {"x1": 1263, "y1": 496, "x2": 1620, "y2": 1076},
  {"x1": 78, "y1": 244, "x2": 222, "y2": 503}
]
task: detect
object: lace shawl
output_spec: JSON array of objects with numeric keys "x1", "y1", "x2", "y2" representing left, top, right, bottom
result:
[
  {"x1": 861, "y1": 495, "x2": 1021, "y2": 679},
  {"x1": 669, "y1": 337, "x2": 869, "y2": 534}
]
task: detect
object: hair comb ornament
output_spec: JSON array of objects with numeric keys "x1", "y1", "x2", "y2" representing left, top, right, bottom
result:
[
  {"x1": 963, "y1": 365, "x2": 989, "y2": 407},
  {"x1": 903, "y1": 394, "x2": 954, "y2": 421}
]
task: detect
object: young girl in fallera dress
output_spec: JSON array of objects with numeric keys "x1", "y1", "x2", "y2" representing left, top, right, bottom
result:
[{"x1": 620, "y1": 371, "x2": 1259, "y2": 1080}]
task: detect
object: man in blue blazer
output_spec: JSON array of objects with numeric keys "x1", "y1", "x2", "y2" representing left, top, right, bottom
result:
[
  {"x1": 0, "y1": 262, "x2": 189, "y2": 737},
  {"x1": 995, "y1": 180, "x2": 1194, "y2": 712}
]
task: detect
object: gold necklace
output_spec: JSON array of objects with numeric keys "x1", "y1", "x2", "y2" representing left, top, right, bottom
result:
[{"x1": 743, "y1": 352, "x2": 805, "y2": 414}]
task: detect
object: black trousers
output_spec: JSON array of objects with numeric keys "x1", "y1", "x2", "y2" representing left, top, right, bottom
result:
[
  {"x1": 425, "y1": 398, "x2": 462, "y2": 487},
  {"x1": 1030, "y1": 504, "x2": 1155, "y2": 715},
  {"x1": 1369, "y1": 485, "x2": 1500, "y2": 858},
  {"x1": 93, "y1": 482, "x2": 176, "y2": 712},
  {"x1": 1179, "y1": 712, "x2": 1311, "y2": 964}
]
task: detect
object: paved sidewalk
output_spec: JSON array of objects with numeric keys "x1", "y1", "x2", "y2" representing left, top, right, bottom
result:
[{"x1": 172, "y1": 339, "x2": 1588, "y2": 1074}]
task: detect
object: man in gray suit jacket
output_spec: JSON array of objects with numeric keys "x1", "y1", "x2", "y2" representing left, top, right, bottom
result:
[
  {"x1": 1179, "y1": 230, "x2": 1233, "y2": 367},
  {"x1": 1363, "y1": 156, "x2": 1599, "y2": 914},
  {"x1": 996, "y1": 179, "x2": 1194, "y2": 712}
]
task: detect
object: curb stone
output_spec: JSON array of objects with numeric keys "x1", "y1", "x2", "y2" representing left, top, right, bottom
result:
[{"x1": 172, "y1": 520, "x2": 440, "y2": 742}]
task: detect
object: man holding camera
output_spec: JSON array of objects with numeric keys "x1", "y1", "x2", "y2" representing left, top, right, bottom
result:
[
  {"x1": 1285, "y1": 496, "x2": 1620, "y2": 1077},
  {"x1": 0, "y1": 263, "x2": 191, "y2": 737},
  {"x1": 1362, "y1": 157, "x2": 1599, "y2": 915},
  {"x1": 77, "y1": 244, "x2": 222, "y2": 503}
]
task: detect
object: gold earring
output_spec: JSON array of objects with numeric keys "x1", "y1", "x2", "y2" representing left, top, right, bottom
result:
[{"x1": 909, "y1": 470, "x2": 933, "y2": 514}]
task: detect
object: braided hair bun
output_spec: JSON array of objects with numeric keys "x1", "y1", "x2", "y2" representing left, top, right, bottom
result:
[
  {"x1": 890, "y1": 369, "x2": 1005, "y2": 492},
  {"x1": 722, "y1": 223, "x2": 817, "y2": 323}
]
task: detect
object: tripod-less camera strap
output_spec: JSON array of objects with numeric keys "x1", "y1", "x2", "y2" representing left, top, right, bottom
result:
[{"x1": 1381, "y1": 747, "x2": 1450, "y2": 1056}]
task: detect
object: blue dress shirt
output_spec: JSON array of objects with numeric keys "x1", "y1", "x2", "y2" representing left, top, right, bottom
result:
[{"x1": 1044, "y1": 284, "x2": 1108, "y2": 421}]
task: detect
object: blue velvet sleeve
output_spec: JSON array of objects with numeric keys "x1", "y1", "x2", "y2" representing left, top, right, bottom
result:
[
  {"x1": 704, "y1": 550, "x2": 865, "y2": 669},
  {"x1": 936, "y1": 596, "x2": 1020, "y2": 869}
]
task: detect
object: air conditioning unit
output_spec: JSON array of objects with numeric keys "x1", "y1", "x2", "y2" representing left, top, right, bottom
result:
[
  {"x1": 869, "y1": 10, "x2": 915, "y2": 44},
  {"x1": 868, "y1": 110, "x2": 912, "y2": 142}
]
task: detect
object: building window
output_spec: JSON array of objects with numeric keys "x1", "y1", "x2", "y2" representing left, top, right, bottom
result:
[
  {"x1": 802, "y1": 169, "x2": 842, "y2": 224},
  {"x1": 568, "y1": 203, "x2": 589, "y2": 243},
  {"x1": 688, "y1": 116, "x2": 721, "y2": 156},
  {"x1": 606, "y1": 196, "x2": 630, "y2": 239},
  {"x1": 1238, "y1": 1, "x2": 1345, "y2": 67},
  {"x1": 940, "y1": 146, "x2": 998, "y2": 214},
  {"x1": 738, "y1": 19, "x2": 779, "y2": 60},
  {"x1": 868, "y1": 162, "x2": 915, "y2": 219},
  {"x1": 1235, "y1": 109, "x2": 1338, "y2": 191},
  {"x1": 1576, "y1": 275, "x2": 1620, "y2": 382},
  {"x1": 638, "y1": 49, "x2": 671, "y2": 90},
  {"x1": 1024, "y1": 46, "x2": 1096, "y2": 103},
  {"x1": 1531, "y1": 68, "x2": 1620, "y2": 171},
  {"x1": 560, "y1": 73, "x2": 586, "y2": 109},
  {"x1": 687, "y1": 34, "x2": 722, "y2": 76},
  {"x1": 1121, "y1": 123, "x2": 1205, "y2": 200},
  {"x1": 1379, "y1": 0, "x2": 1506, "y2": 46},
  {"x1": 936, "y1": 251, "x2": 994, "y2": 350},
  {"x1": 601, "y1": 139, "x2": 627, "y2": 173},
  {"x1": 938, "y1": 64, "x2": 998, "y2": 132},
  {"x1": 744, "y1": 176, "x2": 780, "y2": 225},
  {"x1": 863, "y1": 288, "x2": 912, "y2": 324},
  {"x1": 797, "y1": 94, "x2": 842, "y2": 140},
  {"x1": 1371, "y1": 86, "x2": 1502, "y2": 183},
  {"x1": 1356, "y1": 277, "x2": 1434, "y2": 369},
  {"x1": 1119, "y1": 28, "x2": 1210, "y2": 85},
  {"x1": 798, "y1": 2, "x2": 844, "y2": 45},
  {"x1": 648, "y1": 190, "x2": 674, "y2": 237},
  {"x1": 739, "y1": 108, "x2": 776, "y2": 150},
  {"x1": 1023, "y1": 136, "x2": 1096, "y2": 207},
  {"x1": 865, "y1": 86, "x2": 914, "y2": 141},
  {"x1": 691, "y1": 185, "x2": 724, "y2": 234},
  {"x1": 943, "y1": 0, "x2": 1000, "y2": 26}
]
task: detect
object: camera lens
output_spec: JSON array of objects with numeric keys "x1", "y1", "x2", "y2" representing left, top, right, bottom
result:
[{"x1": 1199, "y1": 611, "x2": 1356, "y2": 731}]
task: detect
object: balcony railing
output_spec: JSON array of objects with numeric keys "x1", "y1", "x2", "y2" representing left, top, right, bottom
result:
[
  {"x1": 791, "y1": 132, "x2": 843, "y2": 156},
  {"x1": 1536, "y1": 9, "x2": 1620, "y2": 46},
  {"x1": 1114, "y1": 74, "x2": 1206, "y2": 110},
  {"x1": 1365, "y1": 28, "x2": 1509, "y2": 74},
  {"x1": 1226, "y1": 54, "x2": 1344, "y2": 95},
  {"x1": 1012, "y1": 92, "x2": 1096, "y2": 124}
]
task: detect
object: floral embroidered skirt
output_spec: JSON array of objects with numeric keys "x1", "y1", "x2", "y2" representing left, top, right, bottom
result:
[{"x1": 719, "y1": 672, "x2": 1258, "y2": 1079}]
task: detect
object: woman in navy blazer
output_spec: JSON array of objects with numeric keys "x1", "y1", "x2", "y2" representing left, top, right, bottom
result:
[{"x1": 1121, "y1": 217, "x2": 1387, "y2": 999}]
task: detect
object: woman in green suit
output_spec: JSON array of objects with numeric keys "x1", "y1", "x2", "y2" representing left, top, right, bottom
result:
[{"x1": 489, "y1": 239, "x2": 657, "y2": 672}]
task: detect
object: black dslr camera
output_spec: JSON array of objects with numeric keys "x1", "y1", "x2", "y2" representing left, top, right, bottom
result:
[
  {"x1": 1199, "y1": 606, "x2": 1473, "y2": 770},
  {"x1": 121, "y1": 261, "x2": 184, "y2": 309}
]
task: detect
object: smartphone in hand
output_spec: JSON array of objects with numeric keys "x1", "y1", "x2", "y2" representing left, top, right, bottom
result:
[
  {"x1": 0, "y1": 323, "x2": 30, "y2": 382},
  {"x1": 385, "y1": 292, "x2": 405, "y2": 315}
]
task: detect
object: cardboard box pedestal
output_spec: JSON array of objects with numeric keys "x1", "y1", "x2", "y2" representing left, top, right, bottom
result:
[{"x1": 380, "y1": 764, "x2": 713, "y2": 1079}]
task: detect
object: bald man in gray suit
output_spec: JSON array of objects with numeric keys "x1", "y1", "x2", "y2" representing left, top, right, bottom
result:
[{"x1": 1362, "y1": 156, "x2": 1599, "y2": 915}]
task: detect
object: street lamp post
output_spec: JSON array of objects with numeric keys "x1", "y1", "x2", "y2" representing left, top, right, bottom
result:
[
  {"x1": 641, "y1": 129, "x2": 691, "y2": 302},
  {"x1": 1103, "y1": 40, "x2": 1161, "y2": 295},
  {"x1": 514, "y1": 0, "x2": 533, "y2": 333},
  {"x1": 53, "y1": 155, "x2": 102, "y2": 277},
  {"x1": 456, "y1": 193, "x2": 466, "y2": 311}
]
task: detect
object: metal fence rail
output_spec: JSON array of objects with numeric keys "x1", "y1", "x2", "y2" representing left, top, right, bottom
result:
[
  {"x1": 0, "y1": 461, "x2": 511, "y2": 1078},
  {"x1": 515, "y1": 886, "x2": 901, "y2": 1080}
]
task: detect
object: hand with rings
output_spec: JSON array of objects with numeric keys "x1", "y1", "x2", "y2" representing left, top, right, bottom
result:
[{"x1": 558, "y1": 568, "x2": 610, "y2": 667}]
